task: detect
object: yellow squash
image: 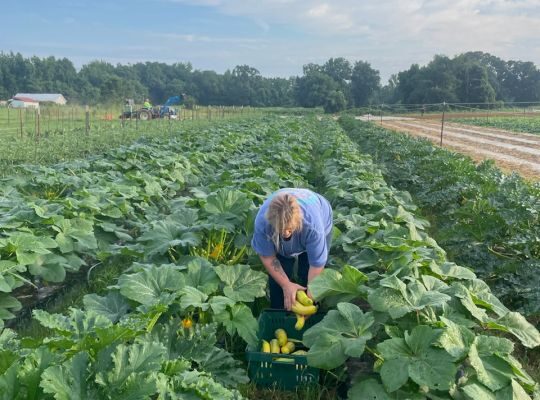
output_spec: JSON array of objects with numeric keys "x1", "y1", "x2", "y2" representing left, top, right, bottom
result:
[
  {"x1": 270, "y1": 339, "x2": 281, "y2": 353},
  {"x1": 291, "y1": 301, "x2": 318, "y2": 316},
  {"x1": 295, "y1": 314, "x2": 305, "y2": 330},
  {"x1": 296, "y1": 291, "x2": 313, "y2": 306},
  {"x1": 275, "y1": 328, "x2": 288, "y2": 346},
  {"x1": 281, "y1": 341, "x2": 296, "y2": 354}
]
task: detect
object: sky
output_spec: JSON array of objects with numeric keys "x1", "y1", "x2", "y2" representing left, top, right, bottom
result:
[{"x1": 1, "y1": 0, "x2": 540, "y2": 81}]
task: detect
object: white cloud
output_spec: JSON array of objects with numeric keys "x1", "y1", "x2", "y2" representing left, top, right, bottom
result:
[
  {"x1": 148, "y1": 32, "x2": 266, "y2": 45},
  {"x1": 307, "y1": 3, "x2": 329, "y2": 18},
  {"x1": 13, "y1": 0, "x2": 540, "y2": 79}
]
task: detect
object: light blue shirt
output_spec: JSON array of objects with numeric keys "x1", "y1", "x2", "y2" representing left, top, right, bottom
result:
[{"x1": 251, "y1": 188, "x2": 333, "y2": 267}]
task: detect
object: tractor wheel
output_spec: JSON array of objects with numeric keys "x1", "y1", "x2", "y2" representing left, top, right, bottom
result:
[{"x1": 139, "y1": 110, "x2": 151, "y2": 120}]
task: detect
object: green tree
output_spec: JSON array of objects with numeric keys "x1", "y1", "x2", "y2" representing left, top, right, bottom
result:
[
  {"x1": 324, "y1": 89, "x2": 347, "y2": 113},
  {"x1": 455, "y1": 62, "x2": 496, "y2": 103},
  {"x1": 294, "y1": 71, "x2": 340, "y2": 108},
  {"x1": 351, "y1": 61, "x2": 380, "y2": 106}
]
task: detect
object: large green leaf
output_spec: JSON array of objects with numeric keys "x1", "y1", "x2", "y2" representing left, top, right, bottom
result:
[
  {"x1": 0, "y1": 261, "x2": 27, "y2": 293},
  {"x1": 468, "y1": 336, "x2": 514, "y2": 391},
  {"x1": 377, "y1": 325, "x2": 456, "y2": 392},
  {"x1": 184, "y1": 258, "x2": 220, "y2": 295},
  {"x1": 215, "y1": 264, "x2": 267, "y2": 303},
  {"x1": 462, "y1": 380, "x2": 496, "y2": 400},
  {"x1": 496, "y1": 380, "x2": 534, "y2": 400},
  {"x1": 208, "y1": 296, "x2": 235, "y2": 315},
  {"x1": 348, "y1": 378, "x2": 391, "y2": 400},
  {"x1": 166, "y1": 369, "x2": 244, "y2": 400},
  {"x1": 464, "y1": 280, "x2": 509, "y2": 317},
  {"x1": 196, "y1": 347, "x2": 249, "y2": 387},
  {"x1": 214, "y1": 303, "x2": 258, "y2": 347},
  {"x1": 83, "y1": 292, "x2": 130, "y2": 323},
  {"x1": 34, "y1": 308, "x2": 112, "y2": 340},
  {"x1": 3, "y1": 232, "x2": 57, "y2": 265},
  {"x1": 304, "y1": 303, "x2": 374, "y2": 369},
  {"x1": 430, "y1": 261, "x2": 476, "y2": 281},
  {"x1": 137, "y1": 219, "x2": 201, "y2": 257},
  {"x1": 0, "y1": 294, "x2": 22, "y2": 327},
  {"x1": 308, "y1": 265, "x2": 367, "y2": 304},
  {"x1": 28, "y1": 254, "x2": 73, "y2": 282},
  {"x1": 203, "y1": 189, "x2": 252, "y2": 231},
  {"x1": 118, "y1": 265, "x2": 185, "y2": 305},
  {"x1": 453, "y1": 283, "x2": 489, "y2": 323},
  {"x1": 0, "y1": 362, "x2": 19, "y2": 400},
  {"x1": 179, "y1": 286, "x2": 209, "y2": 311},
  {"x1": 438, "y1": 317, "x2": 475, "y2": 360},
  {"x1": 52, "y1": 217, "x2": 97, "y2": 253},
  {"x1": 486, "y1": 312, "x2": 540, "y2": 349},
  {"x1": 40, "y1": 351, "x2": 97, "y2": 400},
  {"x1": 462, "y1": 378, "x2": 532, "y2": 400},
  {"x1": 18, "y1": 347, "x2": 60, "y2": 400},
  {"x1": 96, "y1": 341, "x2": 165, "y2": 391},
  {"x1": 369, "y1": 278, "x2": 450, "y2": 319},
  {"x1": 166, "y1": 323, "x2": 218, "y2": 361}
]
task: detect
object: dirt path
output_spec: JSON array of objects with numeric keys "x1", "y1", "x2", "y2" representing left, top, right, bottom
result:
[{"x1": 378, "y1": 119, "x2": 540, "y2": 181}]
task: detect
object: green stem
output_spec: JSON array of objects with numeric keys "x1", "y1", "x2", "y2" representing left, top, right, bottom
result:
[
  {"x1": 168, "y1": 248, "x2": 177, "y2": 262},
  {"x1": 487, "y1": 246, "x2": 514, "y2": 259},
  {"x1": 365, "y1": 345, "x2": 383, "y2": 361},
  {"x1": 146, "y1": 311, "x2": 163, "y2": 332}
]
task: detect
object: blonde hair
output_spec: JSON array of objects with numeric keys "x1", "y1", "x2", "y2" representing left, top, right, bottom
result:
[{"x1": 265, "y1": 193, "x2": 303, "y2": 251}]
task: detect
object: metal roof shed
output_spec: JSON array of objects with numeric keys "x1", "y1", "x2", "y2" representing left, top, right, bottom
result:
[{"x1": 14, "y1": 93, "x2": 67, "y2": 105}]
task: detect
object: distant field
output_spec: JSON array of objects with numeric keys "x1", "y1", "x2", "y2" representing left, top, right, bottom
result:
[
  {"x1": 448, "y1": 116, "x2": 540, "y2": 135},
  {"x1": 0, "y1": 105, "x2": 258, "y2": 175},
  {"x1": 377, "y1": 117, "x2": 540, "y2": 181}
]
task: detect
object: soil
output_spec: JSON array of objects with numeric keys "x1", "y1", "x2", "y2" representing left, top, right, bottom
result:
[{"x1": 375, "y1": 119, "x2": 540, "y2": 182}]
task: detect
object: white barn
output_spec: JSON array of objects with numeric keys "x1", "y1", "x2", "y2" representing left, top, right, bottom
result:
[
  {"x1": 14, "y1": 93, "x2": 67, "y2": 105},
  {"x1": 8, "y1": 97, "x2": 40, "y2": 109}
]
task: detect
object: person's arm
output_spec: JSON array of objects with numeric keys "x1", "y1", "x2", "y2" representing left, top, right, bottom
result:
[
  {"x1": 305, "y1": 226, "x2": 329, "y2": 299},
  {"x1": 259, "y1": 255, "x2": 306, "y2": 311},
  {"x1": 307, "y1": 265, "x2": 325, "y2": 299}
]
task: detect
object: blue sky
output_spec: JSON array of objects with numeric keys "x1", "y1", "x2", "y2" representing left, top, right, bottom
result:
[{"x1": 1, "y1": 0, "x2": 539, "y2": 81}]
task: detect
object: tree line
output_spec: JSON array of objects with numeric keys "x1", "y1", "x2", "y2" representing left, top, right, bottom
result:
[{"x1": 0, "y1": 51, "x2": 539, "y2": 112}]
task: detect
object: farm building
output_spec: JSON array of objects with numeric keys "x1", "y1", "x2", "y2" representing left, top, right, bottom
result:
[
  {"x1": 13, "y1": 93, "x2": 67, "y2": 105},
  {"x1": 8, "y1": 97, "x2": 40, "y2": 109}
]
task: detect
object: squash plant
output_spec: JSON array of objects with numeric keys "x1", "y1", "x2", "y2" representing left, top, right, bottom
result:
[{"x1": 305, "y1": 121, "x2": 540, "y2": 399}]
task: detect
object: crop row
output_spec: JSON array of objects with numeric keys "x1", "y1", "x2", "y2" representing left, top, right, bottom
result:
[
  {"x1": 339, "y1": 116, "x2": 540, "y2": 316},
  {"x1": 306, "y1": 118, "x2": 540, "y2": 398},
  {"x1": 451, "y1": 116, "x2": 540, "y2": 135},
  {"x1": 0, "y1": 118, "x2": 312, "y2": 330},
  {"x1": 0, "y1": 117, "x2": 318, "y2": 399},
  {"x1": 1, "y1": 116, "x2": 539, "y2": 399}
]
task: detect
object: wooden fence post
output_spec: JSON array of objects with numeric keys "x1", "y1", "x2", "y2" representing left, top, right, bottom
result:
[
  {"x1": 36, "y1": 107, "x2": 41, "y2": 139},
  {"x1": 440, "y1": 102, "x2": 446, "y2": 146},
  {"x1": 85, "y1": 105, "x2": 90, "y2": 135},
  {"x1": 19, "y1": 108, "x2": 23, "y2": 138}
]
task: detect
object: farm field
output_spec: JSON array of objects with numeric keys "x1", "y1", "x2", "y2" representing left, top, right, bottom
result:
[
  {"x1": 452, "y1": 116, "x2": 540, "y2": 135},
  {"x1": 341, "y1": 116, "x2": 540, "y2": 316},
  {"x1": 0, "y1": 105, "x2": 257, "y2": 176},
  {"x1": 1, "y1": 115, "x2": 540, "y2": 399},
  {"x1": 377, "y1": 117, "x2": 540, "y2": 181}
]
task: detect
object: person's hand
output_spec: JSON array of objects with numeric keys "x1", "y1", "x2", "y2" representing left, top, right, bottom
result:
[{"x1": 282, "y1": 282, "x2": 306, "y2": 311}]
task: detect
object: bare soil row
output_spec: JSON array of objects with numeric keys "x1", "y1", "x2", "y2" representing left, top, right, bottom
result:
[{"x1": 379, "y1": 119, "x2": 540, "y2": 181}]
